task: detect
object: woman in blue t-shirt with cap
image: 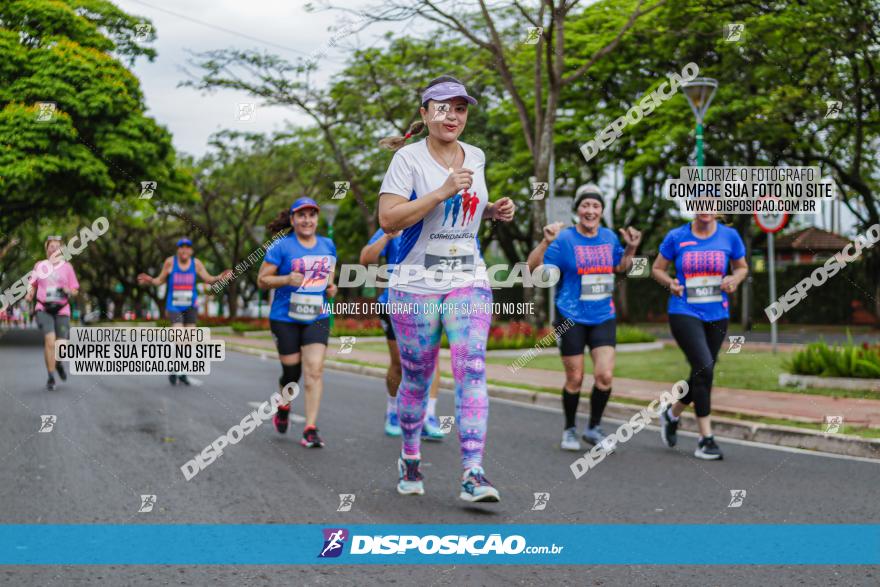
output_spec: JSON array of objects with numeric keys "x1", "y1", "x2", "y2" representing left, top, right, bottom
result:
[
  {"x1": 258, "y1": 197, "x2": 337, "y2": 449},
  {"x1": 527, "y1": 184, "x2": 641, "y2": 454},
  {"x1": 651, "y1": 212, "x2": 748, "y2": 460}
]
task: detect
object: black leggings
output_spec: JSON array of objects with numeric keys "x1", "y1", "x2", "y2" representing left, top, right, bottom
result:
[{"x1": 669, "y1": 314, "x2": 728, "y2": 418}]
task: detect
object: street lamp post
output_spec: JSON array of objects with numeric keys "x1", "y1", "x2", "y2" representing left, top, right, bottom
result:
[
  {"x1": 322, "y1": 204, "x2": 340, "y2": 330},
  {"x1": 323, "y1": 204, "x2": 339, "y2": 240},
  {"x1": 681, "y1": 78, "x2": 718, "y2": 169}
]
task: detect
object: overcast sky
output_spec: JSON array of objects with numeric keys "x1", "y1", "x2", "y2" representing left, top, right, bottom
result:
[
  {"x1": 115, "y1": 0, "x2": 399, "y2": 157},
  {"x1": 112, "y1": 0, "x2": 847, "y2": 233}
]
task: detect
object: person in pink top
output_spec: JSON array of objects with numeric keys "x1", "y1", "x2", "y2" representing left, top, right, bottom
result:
[{"x1": 25, "y1": 236, "x2": 80, "y2": 390}]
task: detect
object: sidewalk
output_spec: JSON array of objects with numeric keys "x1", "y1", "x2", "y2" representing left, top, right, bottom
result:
[{"x1": 214, "y1": 334, "x2": 880, "y2": 429}]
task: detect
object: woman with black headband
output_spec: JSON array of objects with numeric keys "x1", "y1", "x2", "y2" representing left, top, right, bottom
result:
[
  {"x1": 527, "y1": 184, "x2": 641, "y2": 453},
  {"x1": 377, "y1": 75, "x2": 516, "y2": 501}
]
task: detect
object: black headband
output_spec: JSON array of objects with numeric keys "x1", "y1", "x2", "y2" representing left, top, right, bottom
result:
[{"x1": 573, "y1": 191, "x2": 604, "y2": 212}]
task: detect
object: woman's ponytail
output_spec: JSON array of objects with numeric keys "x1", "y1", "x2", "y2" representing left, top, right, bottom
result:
[
  {"x1": 266, "y1": 209, "x2": 292, "y2": 235},
  {"x1": 378, "y1": 119, "x2": 426, "y2": 151}
]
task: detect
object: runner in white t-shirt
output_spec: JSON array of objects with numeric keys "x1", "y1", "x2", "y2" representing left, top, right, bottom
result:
[{"x1": 377, "y1": 75, "x2": 516, "y2": 502}]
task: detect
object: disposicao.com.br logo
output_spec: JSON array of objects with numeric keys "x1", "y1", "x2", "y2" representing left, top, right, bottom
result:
[{"x1": 318, "y1": 528, "x2": 563, "y2": 558}]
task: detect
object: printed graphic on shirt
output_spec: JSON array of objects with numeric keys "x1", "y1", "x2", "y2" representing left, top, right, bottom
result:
[
  {"x1": 288, "y1": 255, "x2": 333, "y2": 322},
  {"x1": 428, "y1": 188, "x2": 481, "y2": 275},
  {"x1": 575, "y1": 244, "x2": 615, "y2": 301},
  {"x1": 682, "y1": 250, "x2": 726, "y2": 304},
  {"x1": 442, "y1": 189, "x2": 482, "y2": 227},
  {"x1": 171, "y1": 271, "x2": 195, "y2": 307},
  {"x1": 292, "y1": 255, "x2": 333, "y2": 292},
  {"x1": 43, "y1": 268, "x2": 67, "y2": 304}
]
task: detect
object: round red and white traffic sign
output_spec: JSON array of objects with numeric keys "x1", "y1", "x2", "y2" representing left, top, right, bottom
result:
[{"x1": 754, "y1": 196, "x2": 789, "y2": 233}]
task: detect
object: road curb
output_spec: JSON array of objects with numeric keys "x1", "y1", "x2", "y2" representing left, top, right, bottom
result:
[
  {"x1": 486, "y1": 340, "x2": 663, "y2": 358},
  {"x1": 226, "y1": 342, "x2": 880, "y2": 460},
  {"x1": 779, "y1": 372, "x2": 880, "y2": 392}
]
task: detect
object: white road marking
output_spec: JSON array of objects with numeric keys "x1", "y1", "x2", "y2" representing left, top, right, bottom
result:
[{"x1": 486, "y1": 395, "x2": 880, "y2": 465}]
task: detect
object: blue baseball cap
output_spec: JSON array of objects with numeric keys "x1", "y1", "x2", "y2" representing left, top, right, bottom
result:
[
  {"x1": 176, "y1": 238, "x2": 193, "y2": 247},
  {"x1": 290, "y1": 197, "x2": 320, "y2": 214}
]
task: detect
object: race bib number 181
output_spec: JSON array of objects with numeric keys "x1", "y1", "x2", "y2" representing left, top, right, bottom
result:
[{"x1": 580, "y1": 273, "x2": 614, "y2": 301}]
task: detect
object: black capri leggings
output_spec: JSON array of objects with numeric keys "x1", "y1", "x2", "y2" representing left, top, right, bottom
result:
[{"x1": 668, "y1": 314, "x2": 728, "y2": 418}]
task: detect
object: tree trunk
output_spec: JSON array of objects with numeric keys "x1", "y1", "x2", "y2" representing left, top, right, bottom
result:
[
  {"x1": 227, "y1": 281, "x2": 239, "y2": 319},
  {"x1": 617, "y1": 278, "x2": 629, "y2": 322},
  {"x1": 528, "y1": 114, "x2": 555, "y2": 326},
  {"x1": 133, "y1": 297, "x2": 144, "y2": 320}
]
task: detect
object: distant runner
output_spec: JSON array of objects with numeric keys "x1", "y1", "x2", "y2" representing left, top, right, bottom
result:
[
  {"x1": 137, "y1": 238, "x2": 232, "y2": 385},
  {"x1": 25, "y1": 236, "x2": 79, "y2": 391}
]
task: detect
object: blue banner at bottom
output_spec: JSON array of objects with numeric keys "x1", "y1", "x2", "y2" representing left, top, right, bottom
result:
[{"x1": 1, "y1": 525, "x2": 878, "y2": 565}]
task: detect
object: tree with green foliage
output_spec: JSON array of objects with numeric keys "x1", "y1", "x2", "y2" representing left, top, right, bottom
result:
[
  {"x1": 180, "y1": 130, "x2": 335, "y2": 317},
  {"x1": 0, "y1": 0, "x2": 191, "y2": 237}
]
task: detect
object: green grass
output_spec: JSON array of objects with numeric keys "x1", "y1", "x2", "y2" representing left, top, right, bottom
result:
[
  {"x1": 616, "y1": 324, "x2": 656, "y2": 343},
  {"x1": 243, "y1": 336, "x2": 874, "y2": 399},
  {"x1": 725, "y1": 413, "x2": 880, "y2": 439},
  {"x1": 486, "y1": 347, "x2": 879, "y2": 399},
  {"x1": 326, "y1": 356, "x2": 880, "y2": 440},
  {"x1": 345, "y1": 341, "x2": 877, "y2": 399},
  {"x1": 633, "y1": 322, "x2": 877, "y2": 335},
  {"x1": 744, "y1": 324, "x2": 875, "y2": 334}
]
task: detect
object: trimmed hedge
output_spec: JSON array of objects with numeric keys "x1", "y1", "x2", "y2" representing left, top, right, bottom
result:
[
  {"x1": 623, "y1": 261, "x2": 878, "y2": 325},
  {"x1": 787, "y1": 340, "x2": 880, "y2": 379}
]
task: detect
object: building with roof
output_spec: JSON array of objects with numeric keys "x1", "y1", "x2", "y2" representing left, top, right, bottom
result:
[{"x1": 761, "y1": 226, "x2": 851, "y2": 268}]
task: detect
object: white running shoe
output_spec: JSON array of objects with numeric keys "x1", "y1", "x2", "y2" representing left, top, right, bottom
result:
[{"x1": 561, "y1": 427, "x2": 581, "y2": 451}]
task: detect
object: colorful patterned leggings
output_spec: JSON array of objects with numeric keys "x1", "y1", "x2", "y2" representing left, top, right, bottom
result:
[{"x1": 389, "y1": 286, "x2": 492, "y2": 470}]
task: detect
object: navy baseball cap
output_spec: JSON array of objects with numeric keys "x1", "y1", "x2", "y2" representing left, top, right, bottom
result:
[
  {"x1": 290, "y1": 197, "x2": 320, "y2": 214},
  {"x1": 176, "y1": 238, "x2": 193, "y2": 247}
]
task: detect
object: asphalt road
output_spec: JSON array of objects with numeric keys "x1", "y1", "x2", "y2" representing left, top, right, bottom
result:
[{"x1": 1, "y1": 329, "x2": 878, "y2": 586}]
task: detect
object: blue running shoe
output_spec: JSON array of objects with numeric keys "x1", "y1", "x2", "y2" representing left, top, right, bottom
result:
[
  {"x1": 397, "y1": 454, "x2": 425, "y2": 495},
  {"x1": 582, "y1": 426, "x2": 617, "y2": 453},
  {"x1": 384, "y1": 411, "x2": 402, "y2": 437},
  {"x1": 421, "y1": 414, "x2": 445, "y2": 441},
  {"x1": 460, "y1": 466, "x2": 500, "y2": 503}
]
